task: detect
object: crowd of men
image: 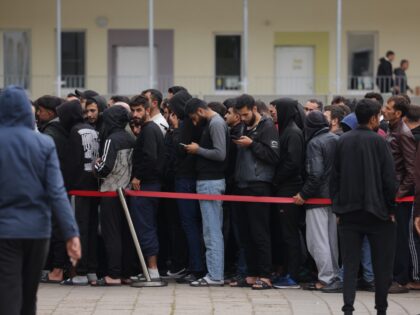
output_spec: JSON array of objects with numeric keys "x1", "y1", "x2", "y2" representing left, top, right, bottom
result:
[{"x1": 9, "y1": 85, "x2": 420, "y2": 314}]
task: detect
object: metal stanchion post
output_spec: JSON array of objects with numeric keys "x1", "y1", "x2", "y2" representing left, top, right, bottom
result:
[{"x1": 117, "y1": 188, "x2": 167, "y2": 287}]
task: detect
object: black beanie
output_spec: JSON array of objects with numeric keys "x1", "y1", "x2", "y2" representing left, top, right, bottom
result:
[{"x1": 168, "y1": 90, "x2": 192, "y2": 119}]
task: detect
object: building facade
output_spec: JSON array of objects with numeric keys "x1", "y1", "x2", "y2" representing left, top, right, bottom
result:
[{"x1": 1, "y1": 0, "x2": 419, "y2": 98}]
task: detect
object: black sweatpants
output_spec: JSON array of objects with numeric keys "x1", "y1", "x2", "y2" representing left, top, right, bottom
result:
[
  {"x1": 45, "y1": 213, "x2": 67, "y2": 270},
  {"x1": 75, "y1": 196, "x2": 99, "y2": 275},
  {"x1": 339, "y1": 211, "x2": 396, "y2": 315},
  {"x1": 0, "y1": 239, "x2": 49, "y2": 315},
  {"x1": 277, "y1": 203, "x2": 303, "y2": 280},
  {"x1": 236, "y1": 183, "x2": 272, "y2": 278},
  {"x1": 393, "y1": 202, "x2": 412, "y2": 285}
]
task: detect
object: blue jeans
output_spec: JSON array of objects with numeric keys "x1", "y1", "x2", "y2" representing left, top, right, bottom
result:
[
  {"x1": 175, "y1": 178, "x2": 205, "y2": 273},
  {"x1": 129, "y1": 183, "x2": 161, "y2": 257},
  {"x1": 338, "y1": 236, "x2": 374, "y2": 283},
  {"x1": 196, "y1": 179, "x2": 225, "y2": 281},
  {"x1": 361, "y1": 237, "x2": 374, "y2": 283}
]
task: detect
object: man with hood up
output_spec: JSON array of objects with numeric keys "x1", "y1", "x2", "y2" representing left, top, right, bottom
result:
[
  {"x1": 85, "y1": 95, "x2": 107, "y2": 134},
  {"x1": 0, "y1": 86, "x2": 80, "y2": 315},
  {"x1": 293, "y1": 111, "x2": 340, "y2": 291},
  {"x1": 57, "y1": 100, "x2": 100, "y2": 286},
  {"x1": 91, "y1": 105, "x2": 136, "y2": 286},
  {"x1": 271, "y1": 98, "x2": 305, "y2": 289}
]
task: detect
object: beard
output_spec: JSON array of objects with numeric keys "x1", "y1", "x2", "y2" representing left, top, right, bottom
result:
[
  {"x1": 245, "y1": 112, "x2": 256, "y2": 127},
  {"x1": 132, "y1": 116, "x2": 146, "y2": 126}
]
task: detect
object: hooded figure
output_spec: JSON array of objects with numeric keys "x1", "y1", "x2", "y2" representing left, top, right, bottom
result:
[
  {"x1": 341, "y1": 113, "x2": 358, "y2": 132},
  {"x1": 86, "y1": 95, "x2": 107, "y2": 134},
  {"x1": 270, "y1": 97, "x2": 306, "y2": 286},
  {"x1": 305, "y1": 110, "x2": 330, "y2": 141},
  {"x1": 94, "y1": 105, "x2": 135, "y2": 192},
  {"x1": 56, "y1": 100, "x2": 99, "y2": 190},
  {"x1": 0, "y1": 86, "x2": 79, "y2": 314},
  {"x1": 271, "y1": 98, "x2": 305, "y2": 194}
]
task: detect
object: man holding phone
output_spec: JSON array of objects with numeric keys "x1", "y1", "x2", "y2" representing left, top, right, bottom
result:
[{"x1": 230, "y1": 94, "x2": 280, "y2": 289}]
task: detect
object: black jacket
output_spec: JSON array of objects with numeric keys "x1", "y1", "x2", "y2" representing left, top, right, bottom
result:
[
  {"x1": 132, "y1": 120, "x2": 165, "y2": 184},
  {"x1": 57, "y1": 100, "x2": 99, "y2": 190},
  {"x1": 272, "y1": 98, "x2": 305, "y2": 196},
  {"x1": 94, "y1": 106, "x2": 135, "y2": 192},
  {"x1": 235, "y1": 117, "x2": 279, "y2": 187},
  {"x1": 39, "y1": 117, "x2": 69, "y2": 186},
  {"x1": 330, "y1": 126, "x2": 396, "y2": 220},
  {"x1": 376, "y1": 57, "x2": 394, "y2": 93},
  {"x1": 300, "y1": 128, "x2": 338, "y2": 207},
  {"x1": 394, "y1": 67, "x2": 410, "y2": 94},
  {"x1": 173, "y1": 118, "x2": 204, "y2": 179},
  {"x1": 226, "y1": 122, "x2": 245, "y2": 189}
]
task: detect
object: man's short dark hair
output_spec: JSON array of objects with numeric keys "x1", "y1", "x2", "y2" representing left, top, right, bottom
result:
[
  {"x1": 34, "y1": 95, "x2": 64, "y2": 113},
  {"x1": 386, "y1": 50, "x2": 395, "y2": 58},
  {"x1": 329, "y1": 105, "x2": 347, "y2": 123},
  {"x1": 400, "y1": 59, "x2": 409, "y2": 67},
  {"x1": 129, "y1": 95, "x2": 150, "y2": 110},
  {"x1": 388, "y1": 95, "x2": 410, "y2": 117},
  {"x1": 405, "y1": 105, "x2": 420, "y2": 123},
  {"x1": 110, "y1": 95, "x2": 130, "y2": 104},
  {"x1": 234, "y1": 94, "x2": 255, "y2": 111},
  {"x1": 331, "y1": 95, "x2": 347, "y2": 105},
  {"x1": 355, "y1": 99, "x2": 382, "y2": 125},
  {"x1": 142, "y1": 89, "x2": 163, "y2": 106},
  {"x1": 208, "y1": 102, "x2": 227, "y2": 117},
  {"x1": 364, "y1": 92, "x2": 384, "y2": 106},
  {"x1": 223, "y1": 98, "x2": 237, "y2": 109},
  {"x1": 307, "y1": 98, "x2": 323, "y2": 111},
  {"x1": 184, "y1": 98, "x2": 208, "y2": 115},
  {"x1": 168, "y1": 86, "x2": 187, "y2": 94}
]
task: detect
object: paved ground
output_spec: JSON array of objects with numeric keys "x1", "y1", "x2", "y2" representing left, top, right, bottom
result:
[{"x1": 37, "y1": 281, "x2": 420, "y2": 315}]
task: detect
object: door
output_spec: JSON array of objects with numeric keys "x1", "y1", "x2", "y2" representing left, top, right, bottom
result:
[
  {"x1": 115, "y1": 46, "x2": 157, "y2": 95},
  {"x1": 275, "y1": 46, "x2": 314, "y2": 95}
]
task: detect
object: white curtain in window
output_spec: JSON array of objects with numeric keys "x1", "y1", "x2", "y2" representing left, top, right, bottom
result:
[{"x1": 3, "y1": 31, "x2": 30, "y2": 89}]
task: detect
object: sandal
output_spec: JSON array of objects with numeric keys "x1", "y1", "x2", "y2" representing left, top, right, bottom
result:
[
  {"x1": 190, "y1": 276, "x2": 224, "y2": 287},
  {"x1": 302, "y1": 282, "x2": 324, "y2": 291},
  {"x1": 60, "y1": 277, "x2": 89, "y2": 286},
  {"x1": 252, "y1": 279, "x2": 272, "y2": 290},
  {"x1": 40, "y1": 273, "x2": 62, "y2": 284},
  {"x1": 230, "y1": 277, "x2": 253, "y2": 288},
  {"x1": 91, "y1": 278, "x2": 122, "y2": 287}
]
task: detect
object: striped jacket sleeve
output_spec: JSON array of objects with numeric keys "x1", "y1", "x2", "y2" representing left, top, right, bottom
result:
[{"x1": 94, "y1": 138, "x2": 117, "y2": 178}]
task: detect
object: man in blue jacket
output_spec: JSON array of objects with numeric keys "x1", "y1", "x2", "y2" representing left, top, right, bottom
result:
[{"x1": 0, "y1": 86, "x2": 81, "y2": 315}]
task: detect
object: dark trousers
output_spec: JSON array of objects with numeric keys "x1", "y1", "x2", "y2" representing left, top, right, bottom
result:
[
  {"x1": 0, "y1": 239, "x2": 49, "y2": 315},
  {"x1": 175, "y1": 178, "x2": 205, "y2": 273},
  {"x1": 45, "y1": 213, "x2": 67, "y2": 270},
  {"x1": 100, "y1": 197, "x2": 123, "y2": 278},
  {"x1": 339, "y1": 212, "x2": 396, "y2": 314},
  {"x1": 75, "y1": 196, "x2": 99, "y2": 275},
  {"x1": 277, "y1": 202, "x2": 303, "y2": 280},
  {"x1": 393, "y1": 202, "x2": 412, "y2": 285},
  {"x1": 236, "y1": 183, "x2": 272, "y2": 278},
  {"x1": 129, "y1": 183, "x2": 161, "y2": 257}
]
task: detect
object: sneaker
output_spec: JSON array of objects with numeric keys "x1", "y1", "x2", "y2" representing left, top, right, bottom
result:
[
  {"x1": 272, "y1": 274, "x2": 300, "y2": 289},
  {"x1": 388, "y1": 281, "x2": 409, "y2": 294},
  {"x1": 321, "y1": 278, "x2": 343, "y2": 293},
  {"x1": 165, "y1": 268, "x2": 188, "y2": 279},
  {"x1": 357, "y1": 278, "x2": 375, "y2": 292}
]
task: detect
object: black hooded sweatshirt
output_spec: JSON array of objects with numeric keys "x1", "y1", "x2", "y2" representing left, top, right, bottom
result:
[
  {"x1": 57, "y1": 100, "x2": 99, "y2": 190},
  {"x1": 272, "y1": 98, "x2": 305, "y2": 196},
  {"x1": 94, "y1": 106, "x2": 135, "y2": 192}
]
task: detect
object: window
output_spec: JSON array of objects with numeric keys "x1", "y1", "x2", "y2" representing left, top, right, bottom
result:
[
  {"x1": 3, "y1": 31, "x2": 30, "y2": 89},
  {"x1": 347, "y1": 32, "x2": 376, "y2": 90},
  {"x1": 62, "y1": 32, "x2": 85, "y2": 88},
  {"x1": 215, "y1": 35, "x2": 241, "y2": 91}
]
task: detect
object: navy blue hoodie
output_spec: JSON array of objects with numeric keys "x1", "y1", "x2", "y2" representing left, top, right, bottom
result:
[{"x1": 0, "y1": 86, "x2": 79, "y2": 240}]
